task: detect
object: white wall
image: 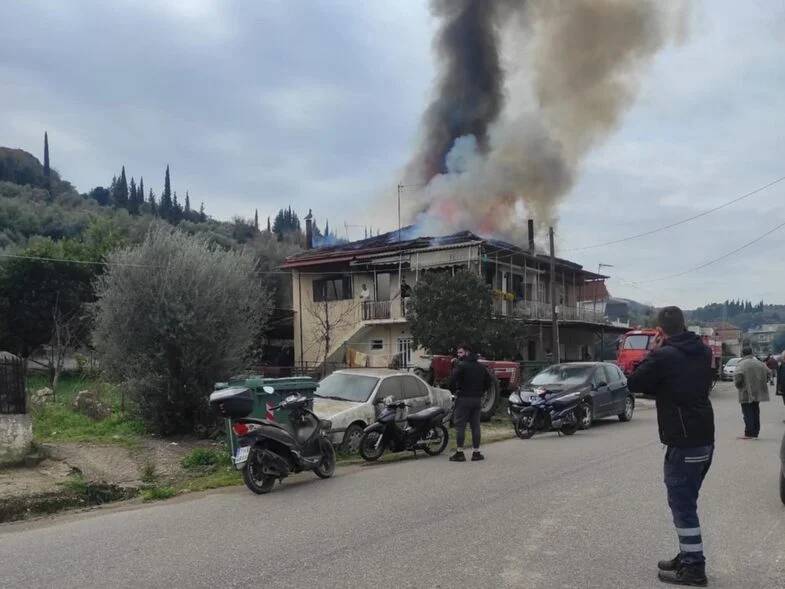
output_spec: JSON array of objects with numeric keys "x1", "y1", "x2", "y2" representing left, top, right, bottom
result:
[{"x1": 0, "y1": 414, "x2": 33, "y2": 465}]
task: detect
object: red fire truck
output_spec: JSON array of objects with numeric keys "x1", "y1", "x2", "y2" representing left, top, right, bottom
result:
[{"x1": 616, "y1": 328, "x2": 722, "y2": 382}]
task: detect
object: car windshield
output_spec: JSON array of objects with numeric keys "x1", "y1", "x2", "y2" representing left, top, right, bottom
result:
[
  {"x1": 622, "y1": 334, "x2": 652, "y2": 350},
  {"x1": 529, "y1": 365, "x2": 594, "y2": 387},
  {"x1": 314, "y1": 373, "x2": 380, "y2": 403},
  {"x1": 726, "y1": 358, "x2": 740, "y2": 367}
]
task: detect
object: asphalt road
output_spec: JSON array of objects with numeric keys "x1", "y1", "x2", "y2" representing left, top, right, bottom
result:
[{"x1": 2, "y1": 382, "x2": 784, "y2": 589}]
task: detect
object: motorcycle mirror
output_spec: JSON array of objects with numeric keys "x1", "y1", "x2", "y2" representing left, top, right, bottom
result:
[{"x1": 262, "y1": 386, "x2": 275, "y2": 395}]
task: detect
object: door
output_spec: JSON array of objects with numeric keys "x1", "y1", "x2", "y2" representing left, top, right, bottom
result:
[
  {"x1": 590, "y1": 367, "x2": 613, "y2": 416},
  {"x1": 374, "y1": 376, "x2": 403, "y2": 418},
  {"x1": 603, "y1": 364, "x2": 628, "y2": 414},
  {"x1": 397, "y1": 338, "x2": 414, "y2": 369}
]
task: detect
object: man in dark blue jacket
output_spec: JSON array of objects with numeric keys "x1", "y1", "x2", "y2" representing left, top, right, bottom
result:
[
  {"x1": 628, "y1": 306, "x2": 714, "y2": 587},
  {"x1": 449, "y1": 344, "x2": 492, "y2": 462}
]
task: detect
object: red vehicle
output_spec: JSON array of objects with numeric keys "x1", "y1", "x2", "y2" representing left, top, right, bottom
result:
[
  {"x1": 413, "y1": 355, "x2": 520, "y2": 421},
  {"x1": 617, "y1": 328, "x2": 722, "y2": 383}
]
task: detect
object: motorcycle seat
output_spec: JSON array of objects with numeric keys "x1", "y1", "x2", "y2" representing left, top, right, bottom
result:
[{"x1": 407, "y1": 406, "x2": 445, "y2": 425}]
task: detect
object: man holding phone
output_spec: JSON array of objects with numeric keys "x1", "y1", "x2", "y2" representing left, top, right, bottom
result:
[{"x1": 628, "y1": 307, "x2": 715, "y2": 587}]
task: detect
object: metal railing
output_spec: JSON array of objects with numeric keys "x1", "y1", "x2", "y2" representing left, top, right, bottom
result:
[
  {"x1": 361, "y1": 299, "x2": 407, "y2": 322},
  {"x1": 0, "y1": 354, "x2": 26, "y2": 414},
  {"x1": 493, "y1": 299, "x2": 606, "y2": 323}
]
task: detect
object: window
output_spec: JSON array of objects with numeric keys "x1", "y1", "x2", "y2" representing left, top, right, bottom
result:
[
  {"x1": 602, "y1": 365, "x2": 618, "y2": 385},
  {"x1": 370, "y1": 339, "x2": 384, "y2": 351},
  {"x1": 530, "y1": 365, "x2": 593, "y2": 387},
  {"x1": 376, "y1": 376, "x2": 403, "y2": 402},
  {"x1": 622, "y1": 334, "x2": 651, "y2": 350},
  {"x1": 312, "y1": 276, "x2": 353, "y2": 302},
  {"x1": 591, "y1": 368, "x2": 607, "y2": 387},
  {"x1": 401, "y1": 376, "x2": 425, "y2": 400},
  {"x1": 314, "y1": 373, "x2": 379, "y2": 403},
  {"x1": 413, "y1": 376, "x2": 430, "y2": 397}
]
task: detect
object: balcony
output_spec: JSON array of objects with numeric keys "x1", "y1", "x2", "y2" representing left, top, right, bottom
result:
[
  {"x1": 361, "y1": 299, "x2": 407, "y2": 323},
  {"x1": 493, "y1": 299, "x2": 607, "y2": 324}
]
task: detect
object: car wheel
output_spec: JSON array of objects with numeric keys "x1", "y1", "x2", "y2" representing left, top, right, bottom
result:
[
  {"x1": 340, "y1": 423, "x2": 365, "y2": 455},
  {"x1": 618, "y1": 395, "x2": 635, "y2": 422},
  {"x1": 578, "y1": 402, "x2": 594, "y2": 430}
]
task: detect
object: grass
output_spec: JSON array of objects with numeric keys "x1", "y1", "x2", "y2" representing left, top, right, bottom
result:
[
  {"x1": 28, "y1": 373, "x2": 145, "y2": 446},
  {"x1": 180, "y1": 448, "x2": 232, "y2": 471},
  {"x1": 142, "y1": 486, "x2": 176, "y2": 501}
]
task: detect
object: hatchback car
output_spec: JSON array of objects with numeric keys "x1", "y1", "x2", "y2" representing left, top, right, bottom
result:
[
  {"x1": 310, "y1": 369, "x2": 453, "y2": 454},
  {"x1": 509, "y1": 362, "x2": 635, "y2": 430},
  {"x1": 722, "y1": 357, "x2": 741, "y2": 381}
]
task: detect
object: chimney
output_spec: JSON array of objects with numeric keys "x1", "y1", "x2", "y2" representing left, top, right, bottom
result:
[
  {"x1": 305, "y1": 209, "x2": 313, "y2": 249},
  {"x1": 527, "y1": 219, "x2": 535, "y2": 253}
]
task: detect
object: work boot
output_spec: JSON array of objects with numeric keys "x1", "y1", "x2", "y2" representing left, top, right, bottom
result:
[
  {"x1": 471, "y1": 451, "x2": 485, "y2": 461},
  {"x1": 449, "y1": 451, "x2": 466, "y2": 462},
  {"x1": 658, "y1": 555, "x2": 681, "y2": 571},
  {"x1": 658, "y1": 565, "x2": 708, "y2": 587}
]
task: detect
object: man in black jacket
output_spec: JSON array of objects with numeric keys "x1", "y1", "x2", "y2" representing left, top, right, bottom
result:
[
  {"x1": 628, "y1": 307, "x2": 714, "y2": 587},
  {"x1": 449, "y1": 344, "x2": 492, "y2": 462},
  {"x1": 777, "y1": 351, "x2": 785, "y2": 422}
]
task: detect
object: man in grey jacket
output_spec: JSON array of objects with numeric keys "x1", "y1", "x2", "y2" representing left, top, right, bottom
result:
[{"x1": 733, "y1": 346, "x2": 770, "y2": 439}]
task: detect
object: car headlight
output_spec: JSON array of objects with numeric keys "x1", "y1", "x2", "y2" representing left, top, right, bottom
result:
[{"x1": 509, "y1": 391, "x2": 522, "y2": 403}]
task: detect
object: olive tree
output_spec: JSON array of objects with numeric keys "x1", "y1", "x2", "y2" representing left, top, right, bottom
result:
[{"x1": 92, "y1": 223, "x2": 272, "y2": 435}]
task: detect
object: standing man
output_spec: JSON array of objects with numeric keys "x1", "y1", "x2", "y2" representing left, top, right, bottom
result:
[
  {"x1": 733, "y1": 346, "x2": 770, "y2": 439},
  {"x1": 765, "y1": 354, "x2": 778, "y2": 385},
  {"x1": 777, "y1": 352, "x2": 785, "y2": 423},
  {"x1": 628, "y1": 307, "x2": 714, "y2": 587},
  {"x1": 399, "y1": 278, "x2": 412, "y2": 317},
  {"x1": 449, "y1": 344, "x2": 491, "y2": 463}
]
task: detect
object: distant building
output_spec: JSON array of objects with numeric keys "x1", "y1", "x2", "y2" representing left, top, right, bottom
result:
[{"x1": 744, "y1": 325, "x2": 785, "y2": 357}]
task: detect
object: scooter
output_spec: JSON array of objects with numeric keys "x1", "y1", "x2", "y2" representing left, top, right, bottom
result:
[
  {"x1": 209, "y1": 385, "x2": 336, "y2": 494},
  {"x1": 508, "y1": 387, "x2": 581, "y2": 439},
  {"x1": 358, "y1": 396, "x2": 449, "y2": 461}
]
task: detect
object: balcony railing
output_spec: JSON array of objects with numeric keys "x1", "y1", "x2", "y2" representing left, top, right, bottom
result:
[
  {"x1": 361, "y1": 299, "x2": 408, "y2": 322},
  {"x1": 493, "y1": 299, "x2": 607, "y2": 324}
]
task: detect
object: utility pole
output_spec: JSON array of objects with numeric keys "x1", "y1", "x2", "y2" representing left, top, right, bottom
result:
[{"x1": 549, "y1": 227, "x2": 559, "y2": 364}]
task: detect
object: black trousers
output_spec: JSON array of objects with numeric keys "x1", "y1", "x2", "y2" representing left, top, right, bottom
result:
[
  {"x1": 454, "y1": 396, "x2": 482, "y2": 449},
  {"x1": 741, "y1": 402, "x2": 760, "y2": 437}
]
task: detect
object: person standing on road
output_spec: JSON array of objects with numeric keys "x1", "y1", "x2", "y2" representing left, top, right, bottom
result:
[
  {"x1": 627, "y1": 306, "x2": 714, "y2": 587},
  {"x1": 777, "y1": 352, "x2": 785, "y2": 423},
  {"x1": 449, "y1": 344, "x2": 491, "y2": 463},
  {"x1": 765, "y1": 354, "x2": 777, "y2": 385},
  {"x1": 733, "y1": 346, "x2": 770, "y2": 439}
]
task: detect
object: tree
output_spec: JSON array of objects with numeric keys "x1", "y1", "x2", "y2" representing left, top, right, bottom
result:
[
  {"x1": 407, "y1": 270, "x2": 493, "y2": 355},
  {"x1": 272, "y1": 206, "x2": 301, "y2": 240},
  {"x1": 43, "y1": 131, "x2": 51, "y2": 196},
  {"x1": 92, "y1": 222, "x2": 273, "y2": 435},
  {"x1": 199, "y1": 201, "x2": 206, "y2": 222},
  {"x1": 159, "y1": 165, "x2": 173, "y2": 221},
  {"x1": 147, "y1": 188, "x2": 157, "y2": 215},
  {"x1": 254, "y1": 209, "x2": 259, "y2": 231},
  {"x1": 184, "y1": 191, "x2": 191, "y2": 215},
  {"x1": 114, "y1": 166, "x2": 129, "y2": 209},
  {"x1": 305, "y1": 298, "x2": 359, "y2": 368}
]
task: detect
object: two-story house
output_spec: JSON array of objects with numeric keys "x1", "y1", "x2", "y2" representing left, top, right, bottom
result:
[{"x1": 282, "y1": 216, "x2": 627, "y2": 372}]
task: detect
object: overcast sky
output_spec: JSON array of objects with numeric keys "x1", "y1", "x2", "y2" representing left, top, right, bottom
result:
[{"x1": 2, "y1": 1, "x2": 784, "y2": 309}]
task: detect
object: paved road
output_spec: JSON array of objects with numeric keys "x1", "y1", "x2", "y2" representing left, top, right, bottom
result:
[{"x1": 2, "y1": 383, "x2": 784, "y2": 589}]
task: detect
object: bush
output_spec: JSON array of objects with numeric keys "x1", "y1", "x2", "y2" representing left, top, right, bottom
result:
[
  {"x1": 92, "y1": 222, "x2": 273, "y2": 435},
  {"x1": 181, "y1": 448, "x2": 231, "y2": 470}
]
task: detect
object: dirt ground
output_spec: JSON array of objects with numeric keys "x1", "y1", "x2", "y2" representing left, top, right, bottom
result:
[{"x1": 0, "y1": 438, "x2": 221, "y2": 500}]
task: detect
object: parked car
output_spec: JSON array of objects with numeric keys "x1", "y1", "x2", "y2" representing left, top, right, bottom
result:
[
  {"x1": 780, "y1": 430, "x2": 785, "y2": 505},
  {"x1": 722, "y1": 357, "x2": 741, "y2": 381},
  {"x1": 508, "y1": 362, "x2": 635, "y2": 430},
  {"x1": 310, "y1": 369, "x2": 453, "y2": 454}
]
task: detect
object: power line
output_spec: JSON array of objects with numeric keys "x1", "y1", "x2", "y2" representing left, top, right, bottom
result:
[
  {"x1": 563, "y1": 174, "x2": 785, "y2": 252},
  {"x1": 618, "y1": 217, "x2": 785, "y2": 285}
]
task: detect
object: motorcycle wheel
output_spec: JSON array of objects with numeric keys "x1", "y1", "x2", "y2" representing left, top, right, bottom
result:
[
  {"x1": 242, "y1": 450, "x2": 277, "y2": 494},
  {"x1": 560, "y1": 411, "x2": 579, "y2": 436},
  {"x1": 423, "y1": 425, "x2": 449, "y2": 456},
  {"x1": 514, "y1": 416, "x2": 536, "y2": 440},
  {"x1": 314, "y1": 439, "x2": 337, "y2": 479},
  {"x1": 359, "y1": 431, "x2": 386, "y2": 461}
]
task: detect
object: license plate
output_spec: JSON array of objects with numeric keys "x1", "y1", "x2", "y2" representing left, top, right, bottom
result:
[{"x1": 234, "y1": 447, "x2": 250, "y2": 465}]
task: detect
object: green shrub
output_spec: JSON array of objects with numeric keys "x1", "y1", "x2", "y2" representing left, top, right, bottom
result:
[{"x1": 181, "y1": 448, "x2": 231, "y2": 471}]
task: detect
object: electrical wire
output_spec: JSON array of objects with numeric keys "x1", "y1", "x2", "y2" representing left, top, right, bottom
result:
[
  {"x1": 562, "y1": 173, "x2": 785, "y2": 252},
  {"x1": 618, "y1": 217, "x2": 785, "y2": 285}
]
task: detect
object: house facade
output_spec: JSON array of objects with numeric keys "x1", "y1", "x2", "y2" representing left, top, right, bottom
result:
[{"x1": 282, "y1": 218, "x2": 628, "y2": 372}]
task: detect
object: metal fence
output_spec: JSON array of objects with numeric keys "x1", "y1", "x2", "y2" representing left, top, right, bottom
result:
[{"x1": 0, "y1": 354, "x2": 26, "y2": 414}]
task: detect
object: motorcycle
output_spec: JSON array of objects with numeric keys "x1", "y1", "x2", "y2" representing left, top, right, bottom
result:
[
  {"x1": 209, "y1": 385, "x2": 336, "y2": 494},
  {"x1": 358, "y1": 396, "x2": 449, "y2": 461},
  {"x1": 508, "y1": 387, "x2": 581, "y2": 439}
]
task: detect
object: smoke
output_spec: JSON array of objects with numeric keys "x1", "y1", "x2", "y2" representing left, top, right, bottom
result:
[{"x1": 403, "y1": 0, "x2": 689, "y2": 243}]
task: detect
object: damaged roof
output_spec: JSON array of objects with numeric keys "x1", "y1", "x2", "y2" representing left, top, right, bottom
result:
[{"x1": 281, "y1": 226, "x2": 606, "y2": 279}]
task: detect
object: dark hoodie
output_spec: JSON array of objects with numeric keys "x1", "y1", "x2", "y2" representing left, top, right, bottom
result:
[
  {"x1": 627, "y1": 331, "x2": 715, "y2": 448},
  {"x1": 449, "y1": 354, "x2": 492, "y2": 398}
]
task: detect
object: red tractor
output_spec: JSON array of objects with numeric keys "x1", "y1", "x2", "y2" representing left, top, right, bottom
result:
[{"x1": 413, "y1": 354, "x2": 521, "y2": 421}]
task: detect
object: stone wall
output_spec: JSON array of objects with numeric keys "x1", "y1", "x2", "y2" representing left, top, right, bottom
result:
[{"x1": 0, "y1": 414, "x2": 33, "y2": 466}]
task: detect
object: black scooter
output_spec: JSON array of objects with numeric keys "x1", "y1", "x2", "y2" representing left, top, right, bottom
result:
[
  {"x1": 209, "y1": 385, "x2": 336, "y2": 494},
  {"x1": 508, "y1": 387, "x2": 581, "y2": 439},
  {"x1": 358, "y1": 396, "x2": 449, "y2": 461}
]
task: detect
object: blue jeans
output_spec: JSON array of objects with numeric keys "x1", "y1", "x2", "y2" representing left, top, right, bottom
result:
[{"x1": 664, "y1": 444, "x2": 714, "y2": 571}]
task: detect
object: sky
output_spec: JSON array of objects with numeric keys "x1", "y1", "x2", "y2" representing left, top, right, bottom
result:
[{"x1": 1, "y1": 0, "x2": 784, "y2": 309}]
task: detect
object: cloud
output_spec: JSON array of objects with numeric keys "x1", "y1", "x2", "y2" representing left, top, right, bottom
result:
[{"x1": 0, "y1": 0, "x2": 784, "y2": 307}]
